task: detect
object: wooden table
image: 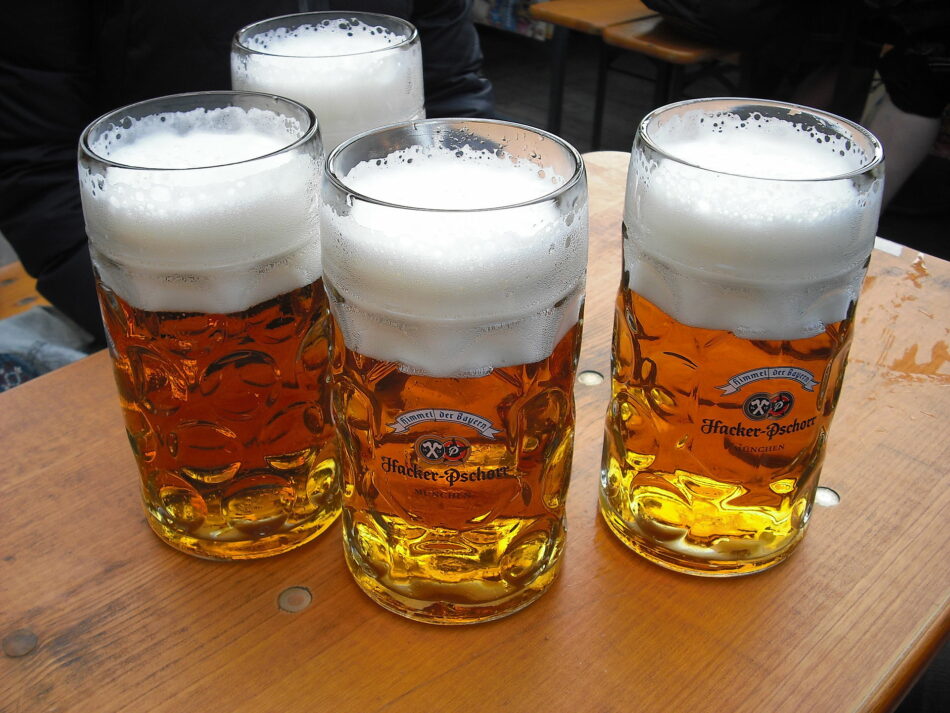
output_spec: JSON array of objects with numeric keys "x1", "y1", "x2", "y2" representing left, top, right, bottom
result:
[{"x1": 2, "y1": 152, "x2": 948, "y2": 713}]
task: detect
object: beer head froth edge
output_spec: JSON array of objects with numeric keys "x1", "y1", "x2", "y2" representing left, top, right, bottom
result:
[
  {"x1": 625, "y1": 98, "x2": 884, "y2": 340},
  {"x1": 322, "y1": 119, "x2": 588, "y2": 378},
  {"x1": 79, "y1": 92, "x2": 323, "y2": 315}
]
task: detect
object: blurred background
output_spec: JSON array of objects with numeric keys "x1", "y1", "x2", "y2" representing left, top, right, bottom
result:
[{"x1": 473, "y1": 0, "x2": 949, "y2": 261}]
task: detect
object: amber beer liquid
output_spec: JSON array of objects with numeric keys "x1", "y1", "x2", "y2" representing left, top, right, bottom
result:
[
  {"x1": 600, "y1": 99, "x2": 884, "y2": 576},
  {"x1": 98, "y1": 282, "x2": 337, "y2": 559},
  {"x1": 78, "y1": 93, "x2": 339, "y2": 559},
  {"x1": 323, "y1": 119, "x2": 587, "y2": 623},
  {"x1": 602, "y1": 289, "x2": 853, "y2": 574},
  {"x1": 333, "y1": 321, "x2": 581, "y2": 622}
]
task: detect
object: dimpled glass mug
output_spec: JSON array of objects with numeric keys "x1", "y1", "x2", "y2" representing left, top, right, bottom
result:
[
  {"x1": 79, "y1": 91, "x2": 339, "y2": 559},
  {"x1": 322, "y1": 119, "x2": 588, "y2": 622},
  {"x1": 600, "y1": 98, "x2": 884, "y2": 576}
]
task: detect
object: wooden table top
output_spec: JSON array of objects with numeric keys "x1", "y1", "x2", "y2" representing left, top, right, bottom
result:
[{"x1": 1, "y1": 152, "x2": 947, "y2": 713}]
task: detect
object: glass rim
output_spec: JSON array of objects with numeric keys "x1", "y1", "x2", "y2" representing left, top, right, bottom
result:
[
  {"x1": 638, "y1": 97, "x2": 884, "y2": 183},
  {"x1": 325, "y1": 117, "x2": 586, "y2": 213},
  {"x1": 79, "y1": 90, "x2": 319, "y2": 172},
  {"x1": 233, "y1": 11, "x2": 418, "y2": 59}
]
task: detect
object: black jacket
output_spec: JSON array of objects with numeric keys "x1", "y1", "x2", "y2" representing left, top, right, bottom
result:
[{"x1": 0, "y1": 0, "x2": 494, "y2": 343}]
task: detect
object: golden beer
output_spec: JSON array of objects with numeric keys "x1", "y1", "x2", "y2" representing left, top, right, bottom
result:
[
  {"x1": 79, "y1": 92, "x2": 337, "y2": 558},
  {"x1": 99, "y1": 280, "x2": 338, "y2": 559},
  {"x1": 334, "y1": 320, "x2": 581, "y2": 622},
  {"x1": 601, "y1": 288, "x2": 853, "y2": 574},
  {"x1": 600, "y1": 99, "x2": 884, "y2": 575},
  {"x1": 323, "y1": 119, "x2": 587, "y2": 622}
]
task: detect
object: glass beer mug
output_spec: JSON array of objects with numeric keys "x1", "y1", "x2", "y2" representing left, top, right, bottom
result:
[
  {"x1": 232, "y1": 11, "x2": 424, "y2": 151},
  {"x1": 78, "y1": 91, "x2": 339, "y2": 559},
  {"x1": 600, "y1": 98, "x2": 884, "y2": 576},
  {"x1": 322, "y1": 119, "x2": 588, "y2": 622}
]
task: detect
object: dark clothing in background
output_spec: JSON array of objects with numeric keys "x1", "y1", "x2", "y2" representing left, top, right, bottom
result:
[
  {"x1": 0, "y1": 0, "x2": 495, "y2": 344},
  {"x1": 641, "y1": 0, "x2": 797, "y2": 49},
  {"x1": 640, "y1": 0, "x2": 819, "y2": 99},
  {"x1": 642, "y1": 0, "x2": 950, "y2": 117},
  {"x1": 870, "y1": 1, "x2": 950, "y2": 117}
]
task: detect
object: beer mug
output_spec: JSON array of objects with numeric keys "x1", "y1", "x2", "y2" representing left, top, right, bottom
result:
[
  {"x1": 322, "y1": 119, "x2": 588, "y2": 623},
  {"x1": 78, "y1": 92, "x2": 339, "y2": 559},
  {"x1": 231, "y1": 12, "x2": 424, "y2": 151},
  {"x1": 600, "y1": 98, "x2": 884, "y2": 576}
]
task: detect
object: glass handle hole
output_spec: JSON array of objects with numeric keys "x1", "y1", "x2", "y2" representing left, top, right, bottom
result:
[
  {"x1": 815, "y1": 486, "x2": 840, "y2": 507},
  {"x1": 278, "y1": 586, "x2": 313, "y2": 613},
  {"x1": 578, "y1": 370, "x2": 604, "y2": 386}
]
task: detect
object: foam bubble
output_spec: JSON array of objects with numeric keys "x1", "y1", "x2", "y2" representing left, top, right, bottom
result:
[
  {"x1": 232, "y1": 19, "x2": 424, "y2": 149},
  {"x1": 106, "y1": 129, "x2": 286, "y2": 168},
  {"x1": 626, "y1": 110, "x2": 882, "y2": 339},
  {"x1": 322, "y1": 146, "x2": 587, "y2": 377},
  {"x1": 242, "y1": 19, "x2": 404, "y2": 56},
  {"x1": 648, "y1": 109, "x2": 871, "y2": 179},
  {"x1": 80, "y1": 106, "x2": 321, "y2": 314}
]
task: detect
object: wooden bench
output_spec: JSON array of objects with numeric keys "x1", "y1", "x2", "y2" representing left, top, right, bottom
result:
[
  {"x1": 596, "y1": 16, "x2": 739, "y2": 143},
  {"x1": 529, "y1": 0, "x2": 657, "y2": 143},
  {"x1": 0, "y1": 261, "x2": 49, "y2": 320}
]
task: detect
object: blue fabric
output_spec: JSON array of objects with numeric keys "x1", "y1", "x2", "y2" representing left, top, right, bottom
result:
[
  {"x1": 0, "y1": 306, "x2": 96, "y2": 392},
  {"x1": 0, "y1": 354, "x2": 38, "y2": 391}
]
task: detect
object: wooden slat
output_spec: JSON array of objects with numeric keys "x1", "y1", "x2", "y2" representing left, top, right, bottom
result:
[
  {"x1": 530, "y1": 0, "x2": 656, "y2": 35},
  {"x1": 0, "y1": 261, "x2": 49, "y2": 320},
  {"x1": 0, "y1": 152, "x2": 947, "y2": 713},
  {"x1": 604, "y1": 16, "x2": 732, "y2": 64}
]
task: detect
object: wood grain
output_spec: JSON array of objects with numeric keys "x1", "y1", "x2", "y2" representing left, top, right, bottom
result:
[
  {"x1": 530, "y1": 0, "x2": 656, "y2": 35},
  {"x1": 1, "y1": 152, "x2": 947, "y2": 713},
  {"x1": 603, "y1": 17, "x2": 733, "y2": 64}
]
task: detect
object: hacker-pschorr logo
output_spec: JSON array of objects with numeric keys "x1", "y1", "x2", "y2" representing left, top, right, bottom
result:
[
  {"x1": 743, "y1": 391, "x2": 795, "y2": 421},
  {"x1": 415, "y1": 435, "x2": 471, "y2": 464}
]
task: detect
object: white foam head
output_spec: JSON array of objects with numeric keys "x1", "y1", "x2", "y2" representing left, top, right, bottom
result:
[
  {"x1": 625, "y1": 103, "x2": 883, "y2": 339},
  {"x1": 232, "y1": 14, "x2": 424, "y2": 149},
  {"x1": 322, "y1": 141, "x2": 587, "y2": 377},
  {"x1": 79, "y1": 101, "x2": 322, "y2": 314}
]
